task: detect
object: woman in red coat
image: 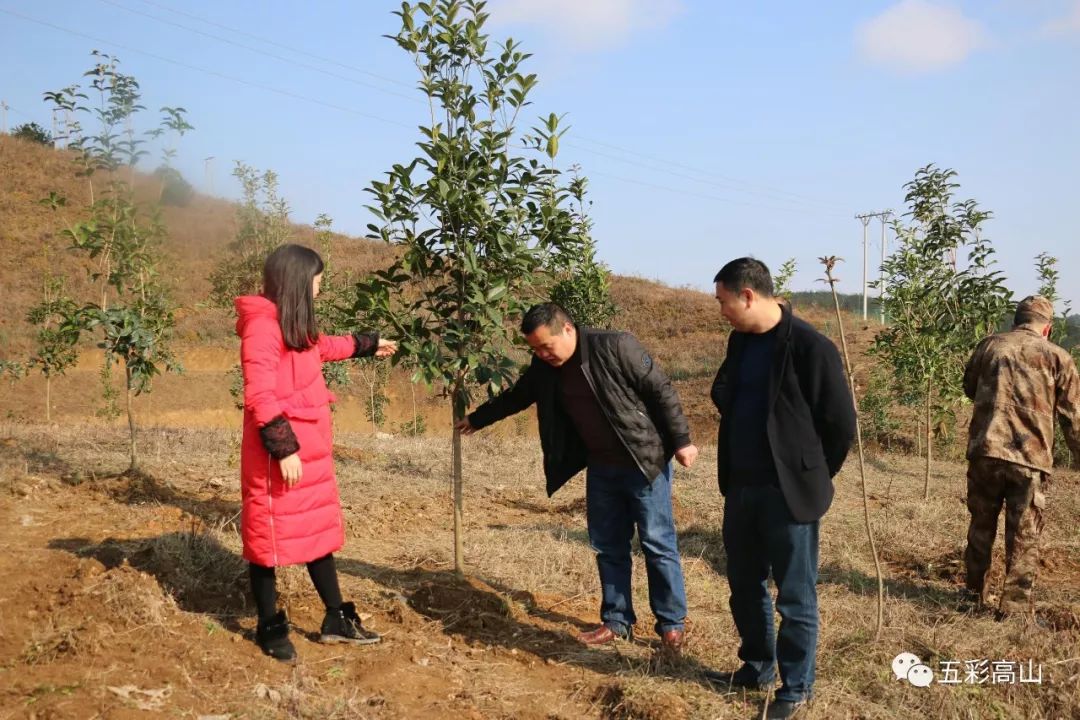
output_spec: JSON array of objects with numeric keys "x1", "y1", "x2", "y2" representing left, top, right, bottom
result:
[{"x1": 236, "y1": 244, "x2": 396, "y2": 661}]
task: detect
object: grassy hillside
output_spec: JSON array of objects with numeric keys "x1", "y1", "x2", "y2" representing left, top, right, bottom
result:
[
  {"x1": 0, "y1": 134, "x2": 398, "y2": 353},
  {"x1": 2, "y1": 134, "x2": 784, "y2": 441},
  {"x1": 0, "y1": 134, "x2": 891, "y2": 448}
]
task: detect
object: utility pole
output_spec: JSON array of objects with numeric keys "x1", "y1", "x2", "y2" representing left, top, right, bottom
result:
[
  {"x1": 879, "y1": 210, "x2": 892, "y2": 323},
  {"x1": 857, "y1": 214, "x2": 871, "y2": 320},
  {"x1": 204, "y1": 156, "x2": 215, "y2": 195},
  {"x1": 856, "y1": 210, "x2": 892, "y2": 322},
  {"x1": 1, "y1": 101, "x2": 8, "y2": 134}
]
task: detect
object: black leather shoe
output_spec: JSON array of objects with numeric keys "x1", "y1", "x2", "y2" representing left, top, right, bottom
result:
[
  {"x1": 320, "y1": 602, "x2": 381, "y2": 645},
  {"x1": 255, "y1": 610, "x2": 296, "y2": 662}
]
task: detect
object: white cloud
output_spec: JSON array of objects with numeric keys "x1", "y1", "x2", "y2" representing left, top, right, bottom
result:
[
  {"x1": 856, "y1": 0, "x2": 989, "y2": 73},
  {"x1": 1042, "y1": 1, "x2": 1080, "y2": 35},
  {"x1": 488, "y1": 0, "x2": 683, "y2": 52}
]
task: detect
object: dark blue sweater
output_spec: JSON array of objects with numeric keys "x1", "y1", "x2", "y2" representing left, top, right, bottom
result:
[{"x1": 727, "y1": 325, "x2": 779, "y2": 485}]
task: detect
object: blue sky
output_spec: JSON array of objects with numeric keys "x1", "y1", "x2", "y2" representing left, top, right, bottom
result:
[{"x1": 2, "y1": 0, "x2": 1078, "y2": 307}]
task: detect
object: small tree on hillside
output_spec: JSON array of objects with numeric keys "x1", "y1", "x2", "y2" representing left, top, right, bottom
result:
[
  {"x1": 872, "y1": 165, "x2": 1012, "y2": 498},
  {"x1": 548, "y1": 172, "x2": 617, "y2": 328},
  {"x1": 12, "y1": 121, "x2": 54, "y2": 146},
  {"x1": 774, "y1": 257, "x2": 797, "y2": 300},
  {"x1": 1034, "y1": 252, "x2": 1079, "y2": 468},
  {"x1": 26, "y1": 274, "x2": 81, "y2": 422},
  {"x1": 1035, "y1": 252, "x2": 1071, "y2": 343},
  {"x1": 208, "y1": 163, "x2": 294, "y2": 307},
  {"x1": 0, "y1": 360, "x2": 26, "y2": 388},
  {"x1": 153, "y1": 165, "x2": 195, "y2": 206},
  {"x1": 310, "y1": 213, "x2": 356, "y2": 390},
  {"x1": 41, "y1": 52, "x2": 190, "y2": 471},
  {"x1": 355, "y1": 0, "x2": 598, "y2": 573}
]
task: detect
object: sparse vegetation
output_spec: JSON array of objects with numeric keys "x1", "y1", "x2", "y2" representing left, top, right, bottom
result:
[
  {"x1": 208, "y1": 162, "x2": 294, "y2": 308},
  {"x1": 25, "y1": 275, "x2": 80, "y2": 422},
  {"x1": 39, "y1": 52, "x2": 191, "y2": 470},
  {"x1": 12, "y1": 120, "x2": 53, "y2": 146},
  {"x1": 773, "y1": 257, "x2": 796, "y2": 299},
  {"x1": 152, "y1": 165, "x2": 194, "y2": 207}
]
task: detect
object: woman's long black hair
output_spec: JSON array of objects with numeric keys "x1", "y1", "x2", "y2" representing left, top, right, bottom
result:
[{"x1": 262, "y1": 244, "x2": 324, "y2": 351}]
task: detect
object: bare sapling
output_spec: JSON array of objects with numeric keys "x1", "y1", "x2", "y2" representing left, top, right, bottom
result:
[{"x1": 821, "y1": 255, "x2": 885, "y2": 639}]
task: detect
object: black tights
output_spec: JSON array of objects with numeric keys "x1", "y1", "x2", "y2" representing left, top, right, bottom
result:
[{"x1": 249, "y1": 553, "x2": 343, "y2": 622}]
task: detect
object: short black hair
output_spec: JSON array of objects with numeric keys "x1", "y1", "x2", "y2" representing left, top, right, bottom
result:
[
  {"x1": 713, "y1": 257, "x2": 774, "y2": 298},
  {"x1": 521, "y1": 303, "x2": 574, "y2": 335}
]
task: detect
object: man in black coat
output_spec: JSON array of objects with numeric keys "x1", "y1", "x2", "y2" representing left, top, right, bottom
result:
[
  {"x1": 456, "y1": 303, "x2": 698, "y2": 652},
  {"x1": 707, "y1": 258, "x2": 855, "y2": 719}
]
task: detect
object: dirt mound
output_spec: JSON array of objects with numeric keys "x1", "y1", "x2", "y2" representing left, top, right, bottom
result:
[
  {"x1": 409, "y1": 576, "x2": 518, "y2": 635},
  {"x1": 596, "y1": 682, "x2": 691, "y2": 720}
]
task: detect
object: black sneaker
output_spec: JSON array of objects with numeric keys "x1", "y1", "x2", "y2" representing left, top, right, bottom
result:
[
  {"x1": 320, "y1": 601, "x2": 381, "y2": 645},
  {"x1": 766, "y1": 699, "x2": 807, "y2": 719},
  {"x1": 255, "y1": 610, "x2": 296, "y2": 662},
  {"x1": 705, "y1": 666, "x2": 774, "y2": 691}
]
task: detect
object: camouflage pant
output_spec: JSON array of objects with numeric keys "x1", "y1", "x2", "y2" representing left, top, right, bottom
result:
[{"x1": 964, "y1": 457, "x2": 1047, "y2": 613}]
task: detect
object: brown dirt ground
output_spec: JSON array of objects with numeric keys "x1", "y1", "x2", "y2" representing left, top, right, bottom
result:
[{"x1": 2, "y1": 424, "x2": 1078, "y2": 719}]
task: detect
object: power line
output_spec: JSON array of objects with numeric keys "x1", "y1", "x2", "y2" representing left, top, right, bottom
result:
[
  {"x1": 589, "y1": 167, "x2": 849, "y2": 219},
  {"x1": 564, "y1": 140, "x2": 849, "y2": 217},
  {"x1": 111, "y1": 0, "x2": 849, "y2": 213},
  {"x1": 133, "y1": 0, "x2": 414, "y2": 90},
  {"x1": 3, "y1": 103, "x2": 30, "y2": 118},
  {"x1": 0, "y1": 7, "x2": 415, "y2": 131},
  {"x1": 570, "y1": 133, "x2": 850, "y2": 211},
  {"x1": 2, "y1": 7, "x2": 861, "y2": 221},
  {"x1": 95, "y1": 0, "x2": 423, "y2": 105}
]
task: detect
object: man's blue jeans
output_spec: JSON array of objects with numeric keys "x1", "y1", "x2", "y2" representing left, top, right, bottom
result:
[
  {"x1": 723, "y1": 483, "x2": 819, "y2": 703},
  {"x1": 585, "y1": 462, "x2": 687, "y2": 636}
]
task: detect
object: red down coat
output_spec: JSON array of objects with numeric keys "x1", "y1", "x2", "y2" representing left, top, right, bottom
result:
[{"x1": 235, "y1": 295, "x2": 371, "y2": 567}]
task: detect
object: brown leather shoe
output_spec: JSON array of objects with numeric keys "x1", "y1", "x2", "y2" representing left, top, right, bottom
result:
[
  {"x1": 660, "y1": 628, "x2": 685, "y2": 655},
  {"x1": 577, "y1": 625, "x2": 626, "y2": 645}
]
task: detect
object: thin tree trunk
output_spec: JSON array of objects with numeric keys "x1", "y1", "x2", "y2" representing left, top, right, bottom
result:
[
  {"x1": 923, "y1": 377, "x2": 932, "y2": 500},
  {"x1": 370, "y1": 382, "x2": 377, "y2": 435},
  {"x1": 411, "y1": 383, "x2": 418, "y2": 434},
  {"x1": 823, "y1": 258, "x2": 884, "y2": 640},
  {"x1": 45, "y1": 376, "x2": 51, "y2": 423},
  {"x1": 125, "y1": 364, "x2": 137, "y2": 471},
  {"x1": 452, "y1": 382, "x2": 465, "y2": 575}
]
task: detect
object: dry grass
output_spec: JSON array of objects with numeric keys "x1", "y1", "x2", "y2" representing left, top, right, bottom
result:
[{"x1": 2, "y1": 421, "x2": 1078, "y2": 718}]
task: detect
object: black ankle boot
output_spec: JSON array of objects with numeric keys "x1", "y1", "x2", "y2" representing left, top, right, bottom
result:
[
  {"x1": 255, "y1": 610, "x2": 296, "y2": 661},
  {"x1": 320, "y1": 602, "x2": 381, "y2": 645}
]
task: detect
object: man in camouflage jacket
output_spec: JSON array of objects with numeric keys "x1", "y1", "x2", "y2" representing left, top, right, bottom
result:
[{"x1": 962, "y1": 295, "x2": 1080, "y2": 615}]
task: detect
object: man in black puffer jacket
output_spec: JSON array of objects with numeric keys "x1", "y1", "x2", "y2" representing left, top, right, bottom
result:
[{"x1": 457, "y1": 303, "x2": 698, "y2": 653}]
